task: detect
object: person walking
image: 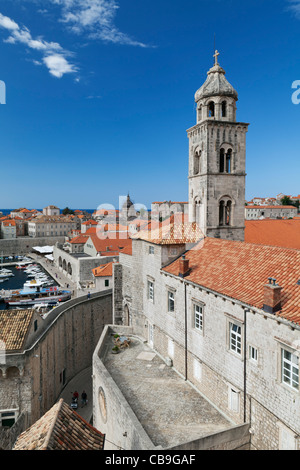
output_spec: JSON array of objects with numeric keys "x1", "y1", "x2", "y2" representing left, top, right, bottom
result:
[{"x1": 81, "y1": 390, "x2": 88, "y2": 407}]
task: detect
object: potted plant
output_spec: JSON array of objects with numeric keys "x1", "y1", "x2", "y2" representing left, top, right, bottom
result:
[{"x1": 112, "y1": 345, "x2": 120, "y2": 354}]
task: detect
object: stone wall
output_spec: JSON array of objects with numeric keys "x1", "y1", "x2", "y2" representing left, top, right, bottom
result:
[
  {"x1": 0, "y1": 290, "x2": 112, "y2": 448},
  {"x1": 168, "y1": 423, "x2": 251, "y2": 450},
  {"x1": 93, "y1": 325, "x2": 158, "y2": 451},
  {"x1": 0, "y1": 236, "x2": 65, "y2": 256}
]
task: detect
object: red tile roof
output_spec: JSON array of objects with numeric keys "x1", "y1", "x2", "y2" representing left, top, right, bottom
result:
[
  {"x1": 246, "y1": 205, "x2": 297, "y2": 210},
  {"x1": 245, "y1": 219, "x2": 300, "y2": 250},
  {"x1": 132, "y1": 214, "x2": 203, "y2": 245},
  {"x1": 13, "y1": 399, "x2": 105, "y2": 450},
  {"x1": 2, "y1": 219, "x2": 16, "y2": 227},
  {"x1": 92, "y1": 262, "x2": 114, "y2": 277},
  {"x1": 69, "y1": 235, "x2": 89, "y2": 244},
  {"x1": 88, "y1": 234, "x2": 132, "y2": 255},
  {"x1": 162, "y1": 237, "x2": 300, "y2": 325},
  {"x1": 82, "y1": 219, "x2": 98, "y2": 225},
  {"x1": 0, "y1": 309, "x2": 34, "y2": 351}
]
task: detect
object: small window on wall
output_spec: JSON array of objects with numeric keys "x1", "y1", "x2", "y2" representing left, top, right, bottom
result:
[
  {"x1": 148, "y1": 280, "x2": 154, "y2": 302},
  {"x1": 194, "y1": 304, "x2": 203, "y2": 332},
  {"x1": 229, "y1": 322, "x2": 242, "y2": 355},
  {"x1": 229, "y1": 388, "x2": 240, "y2": 413},
  {"x1": 249, "y1": 345, "x2": 258, "y2": 363},
  {"x1": 0, "y1": 410, "x2": 17, "y2": 428},
  {"x1": 105, "y1": 279, "x2": 109, "y2": 287},
  {"x1": 281, "y1": 348, "x2": 299, "y2": 391},
  {"x1": 149, "y1": 246, "x2": 154, "y2": 254},
  {"x1": 168, "y1": 291, "x2": 175, "y2": 313}
]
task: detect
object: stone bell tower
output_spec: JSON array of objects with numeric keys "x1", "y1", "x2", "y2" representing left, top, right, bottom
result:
[{"x1": 187, "y1": 51, "x2": 249, "y2": 241}]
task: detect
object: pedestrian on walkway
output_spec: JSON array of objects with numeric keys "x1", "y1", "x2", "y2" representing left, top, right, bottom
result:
[
  {"x1": 81, "y1": 390, "x2": 88, "y2": 407},
  {"x1": 87, "y1": 291, "x2": 91, "y2": 300}
]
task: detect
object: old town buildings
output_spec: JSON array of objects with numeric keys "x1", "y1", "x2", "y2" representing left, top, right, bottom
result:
[{"x1": 93, "y1": 53, "x2": 300, "y2": 450}]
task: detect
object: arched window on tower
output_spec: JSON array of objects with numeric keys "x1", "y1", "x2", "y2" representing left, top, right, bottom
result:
[
  {"x1": 220, "y1": 148, "x2": 225, "y2": 173},
  {"x1": 194, "y1": 150, "x2": 201, "y2": 175},
  {"x1": 197, "y1": 105, "x2": 202, "y2": 122},
  {"x1": 219, "y1": 198, "x2": 232, "y2": 226},
  {"x1": 208, "y1": 101, "x2": 215, "y2": 118},
  {"x1": 220, "y1": 148, "x2": 232, "y2": 173},
  {"x1": 221, "y1": 101, "x2": 227, "y2": 118},
  {"x1": 219, "y1": 200, "x2": 225, "y2": 225},
  {"x1": 226, "y1": 149, "x2": 232, "y2": 173},
  {"x1": 225, "y1": 200, "x2": 232, "y2": 225}
]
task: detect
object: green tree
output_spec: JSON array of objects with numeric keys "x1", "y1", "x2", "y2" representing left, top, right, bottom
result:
[
  {"x1": 281, "y1": 196, "x2": 293, "y2": 206},
  {"x1": 62, "y1": 207, "x2": 74, "y2": 215}
]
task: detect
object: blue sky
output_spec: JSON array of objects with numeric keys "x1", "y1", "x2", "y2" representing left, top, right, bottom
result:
[{"x1": 0, "y1": 0, "x2": 299, "y2": 210}]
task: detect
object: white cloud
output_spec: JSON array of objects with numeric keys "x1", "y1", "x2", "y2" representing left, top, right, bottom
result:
[
  {"x1": 0, "y1": 13, "x2": 19, "y2": 31},
  {"x1": 49, "y1": 0, "x2": 149, "y2": 47},
  {"x1": 0, "y1": 11, "x2": 77, "y2": 78},
  {"x1": 43, "y1": 53, "x2": 78, "y2": 78},
  {"x1": 287, "y1": 0, "x2": 300, "y2": 17}
]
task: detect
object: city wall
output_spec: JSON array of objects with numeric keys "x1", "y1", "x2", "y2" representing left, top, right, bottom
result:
[
  {"x1": 0, "y1": 236, "x2": 65, "y2": 257},
  {"x1": 0, "y1": 290, "x2": 112, "y2": 445}
]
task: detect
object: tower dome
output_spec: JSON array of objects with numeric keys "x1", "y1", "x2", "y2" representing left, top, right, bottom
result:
[
  {"x1": 195, "y1": 51, "x2": 238, "y2": 123},
  {"x1": 195, "y1": 51, "x2": 238, "y2": 102}
]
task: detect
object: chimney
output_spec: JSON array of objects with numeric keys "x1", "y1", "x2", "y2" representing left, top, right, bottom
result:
[
  {"x1": 179, "y1": 255, "x2": 190, "y2": 278},
  {"x1": 263, "y1": 277, "x2": 282, "y2": 314}
]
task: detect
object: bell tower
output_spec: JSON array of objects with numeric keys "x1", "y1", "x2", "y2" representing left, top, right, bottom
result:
[{"x1": 187, "y1": 51, "x2": 249, "y2": 241}]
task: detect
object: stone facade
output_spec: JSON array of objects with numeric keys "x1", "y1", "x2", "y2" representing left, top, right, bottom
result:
[
  {"x1": 245, "y1": 205, "x2": 298, "y2": 220},
  {"x1": 53, "y1": 244, "x2": 116, "y2": 284}
]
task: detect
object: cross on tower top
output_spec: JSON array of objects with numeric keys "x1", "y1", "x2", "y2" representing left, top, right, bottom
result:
[{"x1": 213, "y1": 50, "x2": 220, "y2": 65}]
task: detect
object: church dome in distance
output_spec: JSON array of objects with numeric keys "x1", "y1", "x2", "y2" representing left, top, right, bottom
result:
[{"x1": 195, "y1": 51, "x2": 238, "y2": 102}]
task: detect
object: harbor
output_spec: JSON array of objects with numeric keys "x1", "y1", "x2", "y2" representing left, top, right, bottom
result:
[{"x1": 0, "y1": 255, "x2": 71, "y2": 310}]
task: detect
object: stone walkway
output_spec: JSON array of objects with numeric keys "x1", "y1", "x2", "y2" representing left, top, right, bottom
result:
[
  {"x1": 58, "y1": 367, "x2": 93, "y2": 424},
  {"x1": 103, "y1": 334, "x2": 233, "y2": 449}
]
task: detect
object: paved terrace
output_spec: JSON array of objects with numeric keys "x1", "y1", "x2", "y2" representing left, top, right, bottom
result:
[{"x1": 102, "y1": 331, "x2": 234, "y2": 449}]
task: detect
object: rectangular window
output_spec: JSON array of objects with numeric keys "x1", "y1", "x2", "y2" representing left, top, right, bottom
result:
[
  {"x1": 229, "y1": 388, "x2": 240, "y2": 413},
  {"x1": 149, "y1": 246, "x2": 154, "y2": 254},
  {"x1": 148, "y1": 280, "x2": 154, "y2": 302},
  {"x1": 0, "y1": 411, "x2": 17, "y2": 428},
  {"x1": 229, "y1": 322, "x2": 242, "y2": 355},
  {"x1": 168, "y1": 291, "x2": 175, "y2": 312},
  {"x1": 194, "y1": 304, "x2": 203, "y2": 331},
  {"x1": 249, "y1": 345, "x2": 258, "y2": 362},
  {"x1": 281, "y1": 348, "x2": 299, "y2": 390},
  {"x1": 105, "y1": 279, "x2": 109, "y2": 287}
]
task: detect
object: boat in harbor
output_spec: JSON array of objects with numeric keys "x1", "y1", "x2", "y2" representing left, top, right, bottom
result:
[
  {"x1": 0, "y1": 271, "x2": 14, "y2": 278},
  {"x1": 2, "y1": 279, "x2": 71, "y2": 307}
]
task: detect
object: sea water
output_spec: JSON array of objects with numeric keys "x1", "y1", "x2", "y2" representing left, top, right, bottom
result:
[{"x1": 0, "y1": 264, "x2": 58, "y2": 310}]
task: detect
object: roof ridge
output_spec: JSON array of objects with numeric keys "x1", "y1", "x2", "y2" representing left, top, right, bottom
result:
[{"x1": 43, "y1": 398, "x2": 64, "y2": 450}]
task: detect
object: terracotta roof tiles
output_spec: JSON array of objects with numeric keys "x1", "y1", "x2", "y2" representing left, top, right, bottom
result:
[
  {"x1": 162, "y1": 237, "x2": 300, "y2": 325},
  {"x1": 245, "y1": 219, "x2": 300, "y2": 250},
  {"x1": 92, "y1": 262, "x2": 114, "y2": 277},
  {"x1": 0, "y1": 309, "x2": 34, "y2": 351},
  {"x1": 132, "y1": 214, "x2": 203, "y2": 245},
  {"x1": 13, "y1": 399, "x2": 105, "y2": 450}
]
